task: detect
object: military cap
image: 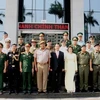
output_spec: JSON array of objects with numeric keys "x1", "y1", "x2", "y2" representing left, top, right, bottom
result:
[
  {"x1": 60, "y1": 39, "x2": 66, "y2": 43},
  {"x1": 47, "y1": 39, "x2": 51, "y2": 43},
  {"x1": 39, "y1": 32, "x2": 45, "y2": 37},
  {"x1": 18, "y1": 36, "x2": 23, "y2": 39},
  {"x1": 81, "y1": 45, "x2": 86, "y2": 48},
  {"x1": 94, "y1": 43, "x2": 99, "y2": 47},
  {"x1": 5, "y1": 38, "x2": 11, "y2": 43},
  {"x1": 31, "y1": 38, "x2": 37, "y2": 43},
  {"x1": 72, "y1": 37, "x2": 78, "y2": 41},
  {"x1": 89, "y1": 36, "x2": 95, "y2": 39},
  {"x1": 39, "y1": 40, "x2": 45, "y2": 45},
  {"x1": 77, "y1": 32, "x2": 83, "y2": 36},
  {"x1": 86, "y1": 41, "x2": 91, "y2": 44},
  {"x1": 0, "y1": 42, "x2": 3, "y2": 48},
  {"x1": 25, "y1": 43, "x2": 31, "y2": 47},
  {"x1": 4, "y1": 32, "x2": 8, "y2": 35},
  {"x1": 63, "y1": 31, "x2": 69, "y2": 36}
]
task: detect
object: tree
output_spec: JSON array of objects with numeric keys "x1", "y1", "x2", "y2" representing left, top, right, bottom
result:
[
  {"x1": 84, "y1": 10, "x2": 99, "y2": 34},
  {"x1": 0, "y1": 13, "x2": 5, "y2": 24},
  {"x1": 48, "y1": 1, "x2": 63, "y2": 19},
  {"x1": 23, "y1": 6, "x2": 33, "y2": 22}
]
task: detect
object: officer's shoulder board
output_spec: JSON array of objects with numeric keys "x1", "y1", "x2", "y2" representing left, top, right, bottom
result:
[{"x1": 21, "y1": 52, "x2": 25, "y2": 54}]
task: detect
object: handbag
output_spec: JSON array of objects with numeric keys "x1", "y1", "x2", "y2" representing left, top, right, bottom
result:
[{"x1": 73, "y1": 72, "x2": 78, "y2": 82}]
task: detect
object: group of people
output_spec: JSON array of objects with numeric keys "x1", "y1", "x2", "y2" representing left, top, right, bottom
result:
[{"x1": 0, "y1": 31, "x2": 100, "y2": 95}]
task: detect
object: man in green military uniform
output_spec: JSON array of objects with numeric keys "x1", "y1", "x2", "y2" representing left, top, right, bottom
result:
[
  {"x1": 20, "y1": 43, "x2": 34, "y2": 94},
  {"x1": 89, "y1": 36, "x2": 96, "y2": 49},
  {"x1": 30, "y1": 38, "x2": 37, "y2": 54},
  {"x1": 17, "y1": 36, "x2": 25, "y2": 54},
  {"x1": 37, "y1": 32, "x2": 46, "y2": 48},
  {"x1": 71, "y1": 37, "x2": 81, "y2": 54},
  {"x1": 63, "y1": 31, "x2": 71, "y2": 47},
  {"x1": 0, "y1": 43, "x2": 7, "y2": 94},
  {"x1": 90, "y1": 43, "x2": 100, "y2": 92},
  {"x1": 77, "y1": 45, "x2": 90, "y2": 92}
]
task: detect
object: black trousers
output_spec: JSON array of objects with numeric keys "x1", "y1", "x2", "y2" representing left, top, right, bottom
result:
[
  {"x1": 8, "y1": 67, "x2": 19, "y2": 92},
  {"x1": 51, "y1": 70, "x2": 62, "y2": 91}
]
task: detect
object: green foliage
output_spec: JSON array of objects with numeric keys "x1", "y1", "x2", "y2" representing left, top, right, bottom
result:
[
  {"x1": 48, "y1": 1, "x2": 63, "y2": 19},
  {"x1": 0, "y1": 13, "x2": 5, "y2": 24},
  {"x1": 84, "y1": 10, "x2": 99, "y2": 26}
]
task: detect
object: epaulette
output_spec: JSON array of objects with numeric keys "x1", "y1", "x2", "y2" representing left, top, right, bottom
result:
[{"x1": 21, "y1": 52, "x2": 25, "y2": 54}]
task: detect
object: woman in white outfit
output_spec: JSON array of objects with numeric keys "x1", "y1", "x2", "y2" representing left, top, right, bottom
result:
[{"x1": 64, "y1": 46, "x2": 77, "y2": 93}]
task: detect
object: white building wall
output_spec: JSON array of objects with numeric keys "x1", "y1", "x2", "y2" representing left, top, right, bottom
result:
[
  {"x1": 4, "y1": 0, "x2": 19, "y2": 44},
  {"x1": 71, "y1": 0, "x2": 84, "y2": 40}
]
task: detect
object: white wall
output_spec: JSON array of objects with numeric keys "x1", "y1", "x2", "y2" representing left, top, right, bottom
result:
[
  {"x1": 71, "y1": 0, "x2": 84, "y2": 40},
  {"x1": 4, "y1": 0, "x2": 19, "y2": 44}
]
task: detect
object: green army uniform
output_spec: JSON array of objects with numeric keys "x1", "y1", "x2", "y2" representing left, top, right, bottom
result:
[
  {"x1": 17, "y1": 43, "x2": 25, "y2": 54},
  {"x1": 90, "y1": 45, "x2": 100, "y2": 91},
  {"x1": 20, "y1": 52, "x2": 34, "y2": 92},
  {"x1": 71, "y1": 37, "x2": 81, "y2": 55},
  {"x1": 66, "y1": 40, "x2": 71, "y2": 47},
  {"x1": 0, "y1": 52, "x2": 6, "y2": 92},
  {"x1": 77, "y1": 50, "x2": 90, "y2": 91},
  {"x1": 72, "y1": 44, "x2": 81, "y2": 54},
  {"x1": 63, "y1": 31, "x2": 71, "y2": 47}
]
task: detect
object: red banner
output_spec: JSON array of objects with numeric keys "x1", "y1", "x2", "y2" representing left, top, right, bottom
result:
[{"x1": 19, "y1": 23, "x2": 69, "y2": 30}]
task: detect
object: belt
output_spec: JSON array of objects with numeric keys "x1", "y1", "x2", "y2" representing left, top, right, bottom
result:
[
  {"x1": 37, "y1": 62, "x2": 48, "y2": 65},
  {"x1": 79, "y1": 64, "x2": 88, "y2": 67},
  {"x1": 93, "y1": 64, "x2": 100, "y2": 66}
]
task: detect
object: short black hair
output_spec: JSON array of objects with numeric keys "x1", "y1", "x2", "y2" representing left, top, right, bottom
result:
[
  {"x1": 0, "y1": 42, "x2": 3, "y2": 48},
  {"x1": 4, "y1": 32, "x2": 8, "y2": 35},
  {"x1": 11, "y1": 44, "x2": 17, "y2": 47}
]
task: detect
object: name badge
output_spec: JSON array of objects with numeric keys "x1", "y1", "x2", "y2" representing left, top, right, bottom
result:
[{"x1": 12, "y1": 65, "x2": 15, "y2": 67}]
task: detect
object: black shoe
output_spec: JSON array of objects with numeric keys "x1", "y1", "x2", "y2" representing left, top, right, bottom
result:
[
  {"x1": 9, "y1": 91, "x2": 12, "y2": 95},
  {"x1": 0, "y1": 91, "x2": 3, "y2": 95},
  {"x1": 43, "y1": 91, "x2": 48, "y2": 94},
  {"x1": 38, "y1": 91, "x2": 42, "y2": 94},
  {"x1": 23, "y1": 91, "x2": 26, "y2": 95},
  {"x1": 84, "y1": 90, "x2": 89, "y2": 92},
  {"x1": 28, "y1": 91, "x2": 31, "y2": 94}
]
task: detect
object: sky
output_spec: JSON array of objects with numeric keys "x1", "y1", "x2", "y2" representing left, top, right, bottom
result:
[{"x1": 0, "y1": 0, "x2": 100, "y2": 39}]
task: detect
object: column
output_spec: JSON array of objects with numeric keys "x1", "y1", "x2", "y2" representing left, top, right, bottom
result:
[
  {"x1": 71, "y1": 0, "x2": 84, "y2": 39},
  {"x1": 4, "y1": 0, "x2": 19, "y2": 44}
]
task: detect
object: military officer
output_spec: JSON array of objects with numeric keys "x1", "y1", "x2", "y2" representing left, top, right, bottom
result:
[
  {"x1": 71, "y1": 37, "x2": 81, "y2": 54},
  {"x1": 7, "y1": 44, "x2": 19, "y2": 94},
  {"x1": 37, "y1": 32, "x2": 46, "y2": 48},
  {"x1": 20, "y1": 43, "x2": 34, "y2": 94},
  {"x1": 46, "y1": 40, "x2": 54, "y2": 53},
  {"x1": 17, "y1": 36, "x2": 25, "y2": 54},
  {"x1": 0, "y1": 43, "x2": 7, "y2": 94},
  {"x1": 77, "y1": 32, "x2": 85, "y2": 46},
  {"x1": 77, "y1": 45, "x2": 91, "y2": 92},
  {"x1": 34, "y1": 41, "x2": 51, "y2": 93},
  {"x1": 86, "y1": 41, "x2": 94, "y2": 54},
  {"x1": 63, "y1": 31, "x2": 71, "y2": 47},
  {"x1": 90, "y1": 43, "x2": 100, "y2": 92},
  {"x1": 30, "y1": 38, "x2": 37, "y2": 54},
  {"x1": 89, "y1": 36, "x2": 96, "y2": 49}
]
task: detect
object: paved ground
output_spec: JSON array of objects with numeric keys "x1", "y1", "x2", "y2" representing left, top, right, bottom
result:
[
  {"x1": 0, "y1": 92, "x2": 100, "y2": 100},
  {"x1": 0, "y1": 98, "x2": 100, "y2": 100}
]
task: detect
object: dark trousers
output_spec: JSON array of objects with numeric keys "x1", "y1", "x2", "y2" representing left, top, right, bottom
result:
[
  {"x1": 8, "y1": 67, "x2": 19, "y2": 92},
  {"x1": 22, "y1": 72, "x2": 32, "y2": 91},
  {"x1": 0, "y1": 72, "x2": 3, "y2": 91},
  {"x1": 51, "y1": 70, "x2": 62, "y2": 91},
  {"x1": 93, "y1": 66, "x2": 100, "y2": 90}
]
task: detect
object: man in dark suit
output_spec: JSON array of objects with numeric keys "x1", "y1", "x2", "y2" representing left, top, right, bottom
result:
[{"x1": 50, "y1": 43, "x2": 64, "y2": 93}]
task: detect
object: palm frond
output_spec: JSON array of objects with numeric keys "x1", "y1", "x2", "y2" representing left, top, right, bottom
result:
[{"x1": 0, "y1": 19, "x2": 3, "y2": 24}]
